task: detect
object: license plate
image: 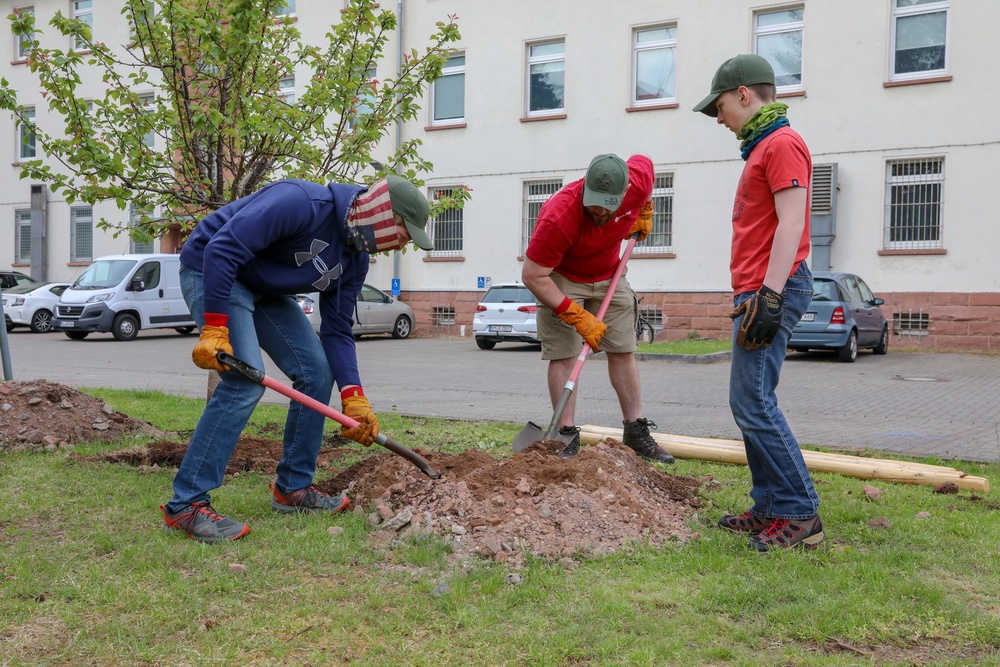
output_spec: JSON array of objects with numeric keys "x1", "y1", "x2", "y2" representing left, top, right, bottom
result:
[
  {"x1": 800, "y1": 313, "x2": 815, "y2": 322},
  {"x1": 488, "y1": 325, "x2": 512, "y2": 332},
  {"x1": 59, "y1": 320, "x2": 75, "y2": 328}
]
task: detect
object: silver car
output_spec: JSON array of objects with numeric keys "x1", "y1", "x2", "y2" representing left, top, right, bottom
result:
[
  {"x1": 3, "y1": 282, "x2": 71, "y2": 333},
  {"x1": 472, "y1": 282, "x2": 539, "y2": 350},
  {"x1": 297, "y1": 284, "x2": 415, "y2": 339}
]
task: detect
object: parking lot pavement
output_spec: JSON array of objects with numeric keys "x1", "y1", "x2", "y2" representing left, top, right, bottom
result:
[{"x1": 5, "y1": 330, "x2": 999, "y2": 462}]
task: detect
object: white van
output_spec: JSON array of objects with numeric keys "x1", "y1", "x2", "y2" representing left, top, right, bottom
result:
[{"x1": 55, "y1": 254, "x2": 197, "y2": 341}]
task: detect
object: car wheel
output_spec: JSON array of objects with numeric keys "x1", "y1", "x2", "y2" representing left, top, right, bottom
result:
[
  {"x1": 391, "y1": 315, "x2": 412, "y2": 339},
  {"x1": 65, "y1": 331, "x2": 88, "y2": 340},
  {"x1": 112, "y1": 313, "x2": 140, "y2": 341},
  {"x1": 475, "y1": 337, "x2": 496, "y2": 350},
  {"x1": 5, "y1": 319, "x2": 13, "y2": 333},
  {"x1": 873, "y1": 325, "x2": 889, "y2": 355},
  {"x1": 175, "y1": 326, "x2": 195, "y2": 335},
  {"x1": 30, "y1": 309, "x2": 54, "y2": 333},
  {"x1": 837, "y1": 330, "x2": 858, "y2": 363}
]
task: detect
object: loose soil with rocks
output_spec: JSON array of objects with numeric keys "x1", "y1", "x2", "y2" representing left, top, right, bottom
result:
[{"x1": 2, "y1": 379, "x2": 703, "y2": 566}]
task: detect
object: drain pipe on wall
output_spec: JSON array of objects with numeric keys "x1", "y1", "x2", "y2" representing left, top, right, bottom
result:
[{"x1": 392, "y1": 0, "x2": 404, "y2": 283}]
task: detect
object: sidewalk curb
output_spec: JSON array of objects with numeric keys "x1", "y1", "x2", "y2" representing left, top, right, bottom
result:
[{"x1": 590, "y1": 351, "x2": 732, "y2": 364}]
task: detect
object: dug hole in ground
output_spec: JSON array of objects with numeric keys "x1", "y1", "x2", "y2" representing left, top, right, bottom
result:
[{"x1": 2, "y1": 379, "x2": 702, "y2": 568}]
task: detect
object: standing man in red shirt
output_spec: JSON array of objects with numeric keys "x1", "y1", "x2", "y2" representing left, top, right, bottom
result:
[
  {"x1": 694, "y1": 54, "x2": 823, "y2": 551},
  {"x1": 522, "y1": 153, "x2": 674, "y2": 463}
]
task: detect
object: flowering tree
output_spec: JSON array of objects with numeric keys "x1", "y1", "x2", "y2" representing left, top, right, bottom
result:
[{"x1": 1, "y1": 0, "x2": 465, "y2": 241}]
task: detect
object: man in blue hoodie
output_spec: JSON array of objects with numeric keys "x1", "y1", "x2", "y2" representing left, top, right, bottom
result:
[{"x1": 161, "y1": 175, "x2": 432, "y2": 543}]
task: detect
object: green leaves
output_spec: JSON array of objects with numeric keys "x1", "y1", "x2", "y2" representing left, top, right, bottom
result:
[{"x1": 0, "y1": 0, "x2": 462, "y2": 242}]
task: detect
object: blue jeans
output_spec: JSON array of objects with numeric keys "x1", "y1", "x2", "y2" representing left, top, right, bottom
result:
[
  {"x1": 165, "y1": 265, "x2": 334, "y2": 512},
  {"x1": 729, "y1": 261, "x2": 819, "y2": 520}
]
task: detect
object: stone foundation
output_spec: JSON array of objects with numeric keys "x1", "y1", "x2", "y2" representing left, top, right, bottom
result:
[{"x1": 398, "y1": 290, "x2": 1000, "y2": 352}]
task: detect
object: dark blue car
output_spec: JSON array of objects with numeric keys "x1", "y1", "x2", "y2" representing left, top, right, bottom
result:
[{"x1": 788, "y1": 272, "x2": 889, "y2": 363}]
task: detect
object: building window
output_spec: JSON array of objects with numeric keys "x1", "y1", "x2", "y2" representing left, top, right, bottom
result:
[
  {"x1": 129, "y1": 203, "x2": 154, "y2": 254},
  {"x1": 274, "y1": 0, "x2": 295, "y2": 16},
  {"x1": 14, "y1": 6, "x2": 34, "y2": 60},
  {"x1": 15, "y1": 209, "x2": 32, "y2": 262},
  {"x1": 431, "y1": 53, "x2": 464, "y2": 125},
  {"x1": 891, "y1": 0, "x2": 949, "y2": 80},
  {"x1": 431, "y1": 305, "x2": 456, "y2": 327},
  {"x1": 18, "y1": 107, "x2": 35, "y2": 160},
  {"x1": 279, "y1": 76, "x2": 295, "y2": 104},
  {"x1": 71, "y1": 205, "x2": 94, "y2": 262},
  {"x1": 631, "y1": 25, "x2": 676, "y2": 107},
  {"x1": 521, "y1": 179, "x2": 561, "y2": 255},
  {"x1": 349, "y1": 68, "x2": 376, "y2": 129},
  {"x1": 526, "y1": 40, "x2": 564, "y2": 117},
  {"x1": 753, "y1": 6, "x2": 803, "y2": 91},
  {"x1": 139, "y1": 94, "x2": 154, "y2": 147},
  {"x1": 73, "y1": 0, "x2": 93, "y2": 51},
  {"x1": 883, "y1": 157, "x2": 944, "y2": 250},
  {"x1": 635, "y1": 173, "x2": 674, "y2": 254},
  {"x1": 428, "y1": 187, "x2": 463, "y2": 258}
]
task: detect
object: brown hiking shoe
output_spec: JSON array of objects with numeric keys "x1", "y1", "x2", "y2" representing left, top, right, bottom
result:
[
  {"x1": 748, "y1": 516, "x2": 824, "y2": 552},
  {"x1": 718, "y1": 510, "x2": 771, "y2": 535},
  {"x1": 622, "y1": 418, "x2": 675, "y2": 463}
]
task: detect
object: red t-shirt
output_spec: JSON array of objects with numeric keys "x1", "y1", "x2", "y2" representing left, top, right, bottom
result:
[
  {"x1": 730, "y1": 127, "x2": 812, "y2": 294},
  {"x1": 526, "y1": 155, "x2": 654, "y2": 283}
]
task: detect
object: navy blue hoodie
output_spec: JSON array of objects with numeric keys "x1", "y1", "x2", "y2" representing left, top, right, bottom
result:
[{"x1": 180, "y1": 179, "x2": 369, "y2": 388}]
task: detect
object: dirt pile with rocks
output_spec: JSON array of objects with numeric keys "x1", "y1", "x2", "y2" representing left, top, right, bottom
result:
[
  {"x1": 318, "y1": 438, "x2": 702, "y2": 567},
  {"x1": 0, "y1": 380, "x2": 158, "y2": 451}
]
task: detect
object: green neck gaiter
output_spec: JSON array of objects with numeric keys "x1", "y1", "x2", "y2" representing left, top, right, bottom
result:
[{"x1": 738, "y1": 102, "x2": 789, "y2": 151}]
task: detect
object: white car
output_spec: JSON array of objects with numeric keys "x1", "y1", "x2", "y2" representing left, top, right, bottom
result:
[
  {"x1": 297, "y1": 284, "x2": 415, "y2": 339},
  {"x1": 472, "y1": 282, "x2": 539, "y2": 349},
  {"x1": 3, "y1": 282, "x2": 72, "y2": 333}
]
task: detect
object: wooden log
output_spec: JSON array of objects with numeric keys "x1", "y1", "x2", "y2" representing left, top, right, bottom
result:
[{"x1": 579, "y1": 425, "x2": 991, "y2": 493}]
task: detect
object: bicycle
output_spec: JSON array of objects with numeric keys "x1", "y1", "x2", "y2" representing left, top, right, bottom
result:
[{"x1": 635, "y1": 297, "x2": 655, "y2": 344}]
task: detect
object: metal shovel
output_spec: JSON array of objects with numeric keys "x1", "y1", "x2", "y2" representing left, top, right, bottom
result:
[
  {"x1": 513, "y1": 235, "x2": 640, "y2": 453},
  {"x1": 217, "y1": 352, "x2": 441, "y2": 479}
]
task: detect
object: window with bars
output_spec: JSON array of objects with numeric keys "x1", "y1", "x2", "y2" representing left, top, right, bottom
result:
[
  {"x1": 753, "y1": 6, "x2": 804, "y2": 91},
  {"x1": 635, "y1": 173, "x2": 673, "y2": 254},
  {"x1": 521, "y1": 179, "x2": 561, "y2": 255},
  {"x1": 15, "y1": 209, "x2": 31, "y2": 262},
  {"x1": 894, "y1": 310, "x2": 930, "y2": 334},
  {"x1": 639, "y1": 303, "x2": 664, "y2": 330},
  {"x1": 883, "y1": 157, "x2": 944, "y2": 250},
  {"x1": 71, "y1": 206, "x2": 93, "y2": 262},
  {"x1": 891, "y1": 0, "x2": 949, "y2": 80},
  {"x1": 631, "y1": 24, "x2": 677, "y2": 106},
  {"x1": 428, "y1": 187, "x2": 463, "y2": 258},
  {"x1": 431, "y1": 306, "x2": 456, "y2": 327}
]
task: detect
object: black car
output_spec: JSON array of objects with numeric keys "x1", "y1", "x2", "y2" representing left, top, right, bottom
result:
[{"x1": 788, "y1": 271, "x2": 889, "y2": 363}]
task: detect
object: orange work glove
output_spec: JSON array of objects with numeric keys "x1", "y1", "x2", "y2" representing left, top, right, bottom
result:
[
  {"x1": 341, "y1": 388, "x2": 379, "y2": 446},
  {"x1": 555, "y1": 298, "x2": 607, "y2": 351},
  {"x1": 192, "y1": 324, "x2": 232, "y2": 372},
  {"x1": 628, "y1": 201, "x2": 653, "y2": 241}
]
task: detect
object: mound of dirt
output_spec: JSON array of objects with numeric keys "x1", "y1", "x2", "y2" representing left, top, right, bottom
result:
[
  {"x1": 318, "y1": 438, "x2": 702, "y2": 567},
  {"x1": 0, "y1": 380, "x2": 158, "y2": 451}
]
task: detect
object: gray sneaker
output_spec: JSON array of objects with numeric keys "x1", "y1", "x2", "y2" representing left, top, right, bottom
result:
[
  {"x1": 161, "y1": 501, "x2": 251, "y2": 544},
  {"x1": 270, "y1": 483, "x2": 350, "y2": 515},
  {"x1": 622, "y1": 418, "x2": 675, "y2": 463},
  {"x1": 557, "y1": 425, "x2": 581, "y2": 459}
]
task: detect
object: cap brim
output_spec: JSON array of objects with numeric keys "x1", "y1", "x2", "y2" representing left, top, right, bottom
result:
[
  {"x1": 582, "y1": 186, "x2": 623, "y2": 212},
  {"x1": 692, "y1": 91, "x2": 721, "y2": 117},
  {"x1": 403, "y1": 220, "x2": 434, "y2": 251}
]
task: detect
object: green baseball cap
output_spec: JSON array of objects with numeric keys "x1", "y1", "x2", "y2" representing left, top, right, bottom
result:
[
  {"x1": 582, "y1": 153, "x2": 629, "y2": 212},
  {"x1": 693, "y1": 54, "x2": 776, "y2": 117},
  {"x1": 386, "y1": 175, "x2": 433, "y2": 250}
]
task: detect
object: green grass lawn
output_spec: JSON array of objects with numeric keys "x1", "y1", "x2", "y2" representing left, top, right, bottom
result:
[
  {"x1": 637, "y1": 338, "x2": 731, "y2": 355},
  {"x1": 1, "y1": 388, "x2": 998, "y2": 666}
]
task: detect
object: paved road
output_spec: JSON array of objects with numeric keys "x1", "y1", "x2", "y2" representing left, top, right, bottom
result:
[{"x1": 5, "y1": 329, "x2": 999, "y2": 462}]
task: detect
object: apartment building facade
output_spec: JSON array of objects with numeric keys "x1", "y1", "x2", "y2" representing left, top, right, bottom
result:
[{"x1": 3, "y1": 0, "x2": 998, "y2": 349}]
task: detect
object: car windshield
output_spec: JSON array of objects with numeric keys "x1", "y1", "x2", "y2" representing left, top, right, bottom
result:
[
  {"x1": 481, "y1": 287, "x2": 534, "y2": 304},
  {"x1": 72, "y1": 260, "x2": 137, "y2": 289}
]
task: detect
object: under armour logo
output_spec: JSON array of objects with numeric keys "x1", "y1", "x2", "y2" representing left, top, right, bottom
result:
[
  {"x1": 595, "y1": 174, "x2": 613, "y2": 191},
  {"x1": 295, "y1": 239, "x2": 343, "y2": 291}
]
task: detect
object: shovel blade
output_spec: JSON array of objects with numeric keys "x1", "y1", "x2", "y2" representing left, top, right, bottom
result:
[{"x1": 513, "y1": 421, "x2": 576, "y2": 453}]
